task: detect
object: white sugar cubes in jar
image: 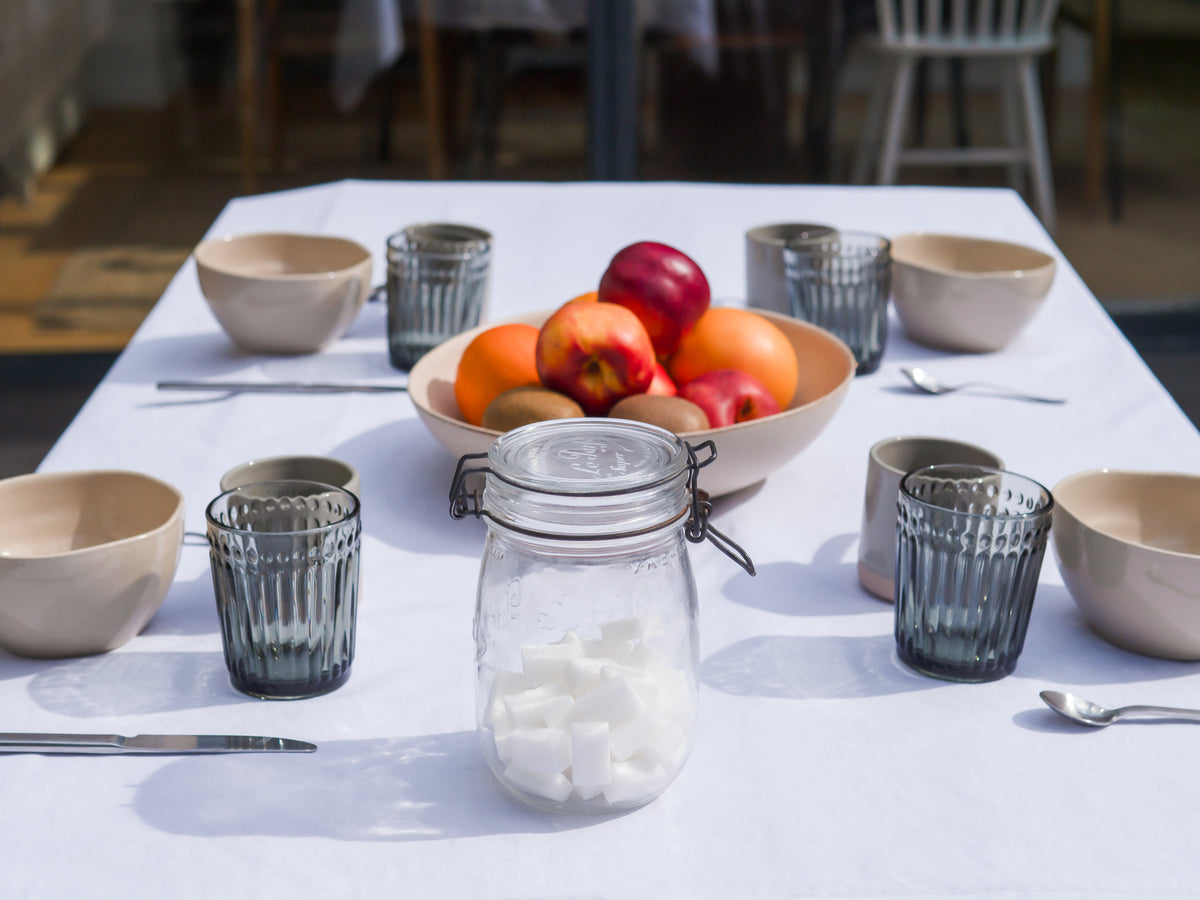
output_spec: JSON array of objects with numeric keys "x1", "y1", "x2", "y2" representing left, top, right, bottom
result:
[{"x1": 450, "y1": 419, "x2": 753, "y2": 813}]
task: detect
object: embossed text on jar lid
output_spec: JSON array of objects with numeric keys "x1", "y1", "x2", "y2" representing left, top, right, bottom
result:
[{"x1": 488, "y1": 418, "x2": 688, "y2": 496}]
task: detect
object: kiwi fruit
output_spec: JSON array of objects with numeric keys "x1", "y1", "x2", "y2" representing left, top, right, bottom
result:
[
  {"x1": 482, "y1": 386, "x2": 585, "y2": 431},
  {"x1": 608, "y1": 394, "x2": 710, "y2": 433}
]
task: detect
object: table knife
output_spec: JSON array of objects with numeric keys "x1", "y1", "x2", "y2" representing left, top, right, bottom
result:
[
  {"x1": 157, "y1": 381, "x2": 406, "y2": 394},
  {"x1": 0, "y1": 733, "x2": 317, "y2": 754}
]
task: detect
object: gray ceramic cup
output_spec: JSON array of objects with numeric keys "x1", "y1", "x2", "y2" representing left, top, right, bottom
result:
[
  {"x1": 220, "y1": 455, "x2": 360, "y2": 500},
  {"x1": 745, "y1": 223, "x2": 837, "y2": 316},
  {"x1": 858, "y1": 436, "x2": 1004, "y2": 601}
]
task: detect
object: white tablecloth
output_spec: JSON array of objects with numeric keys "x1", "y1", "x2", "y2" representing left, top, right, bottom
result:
[{"x1": 10, "y1": 180, "x2": 1200, "y2": 898}]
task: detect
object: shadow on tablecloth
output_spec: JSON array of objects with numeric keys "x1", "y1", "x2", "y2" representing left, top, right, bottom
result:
[
  {"x1": 20, "y1": 650, "x2": 238, "y2": 716},
  {"x1": 132, "y1": 731, "x2": 609, "y2": 841}
]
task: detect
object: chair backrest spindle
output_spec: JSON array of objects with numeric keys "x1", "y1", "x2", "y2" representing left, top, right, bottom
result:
[
  {"x1": 999, "y1": 0, "x2": 1019, "y2": 38},
  {"x1": 877, "y1": 0, "x2": 1060, "y2": 45},
  {"x1": 951, "y1": 0, "x2": 969, "y2": 38},
  {"x1": 974, "y1": 0, "x2": 994, "y2": 39},
  {"x1": 902, "y1": 0, "x2": 918, "y2": 39},
  {"x1": 924, "y1": 0, "x2": 939, "y2": 38}
]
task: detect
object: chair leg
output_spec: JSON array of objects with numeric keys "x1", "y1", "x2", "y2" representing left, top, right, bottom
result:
[
  {"x1": 416, "y1": 0, "x2": 447, "y2": 180},
  {"x1": 1000, "y1": 66, "x2": 1025, "y2": 193},
  {"x1": 950, "y1": 58, "x2": 969, "y2": 150},
  {"x1": 878, "y1": 57, "x2": 916, "y2": 186},
  {"x1": 266, "y1": 50, "x2": 284, "y2": 172},
  {"x1": 912, "y1": 59, "x2": 928, "y2": 146},
  {"x1": 1018, "y1": 58, "x2": 1055, "y2": 233},
  {"x1": 851, "y1": 56, "x2": 891, "y2": 185}
]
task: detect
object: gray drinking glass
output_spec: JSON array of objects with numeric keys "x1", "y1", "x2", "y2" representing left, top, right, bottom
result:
[
  {"x1": 783, "y1": 231, "x2": 891, "y2": 375},
  {"x1": 386, "y1": 223, "x2": 492, "y2": 370},
  {"x1": 895, "y1": 465, "x2": 1053, "y2": 683},
  {"x1": 206, "y1": 480, "x2": 361, "y2": 699}
]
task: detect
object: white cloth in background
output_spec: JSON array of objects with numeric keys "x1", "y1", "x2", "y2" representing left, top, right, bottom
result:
[
  {"x1": 331, "y1": 0, "x2": 405, "y2": 111},
  {"x1": 328, "y1": 0, "x2": 719, "y2": 111}
]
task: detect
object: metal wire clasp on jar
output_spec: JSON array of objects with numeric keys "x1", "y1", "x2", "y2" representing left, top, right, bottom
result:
[{"x1": 449, "y1": 418, "x2": 754, "y2": 813}]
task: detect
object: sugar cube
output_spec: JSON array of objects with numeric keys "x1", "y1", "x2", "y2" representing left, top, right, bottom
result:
[
  {"x1": 603, "y1": 758, "x2": 667, "y2": 805},
  {"x1": 647, "y1": 669, "x2": 695, "y2": 723},
  {"x1": 506, "y1": 726, "x2": 572, "y2": 774},
  {"x1": 569, "y1": 722, "x2": 612, "y2": 787},
  {"x1": 505, "y1": 683, "x2": 575, "y2": 728},
  {"x1": 639, "y1": 721, "x2": 689, "y2": 772},
  {"x1": 570, "y1": 674, "x2": 646, "y2": 726},
  {"x1": 609, "y1": 708, "x2": 668, "y2": 761},
  {"x1": 485, "y1": 670, "x2": 528, "y2": 731},
  {"x1": 504, "y1": 763, "x2": 573, "y2": 803},
  {"x1": 493, "y1": 729, "x2": 513, "y2": 762},
  {"x1": 521, "y1": 632, "x2": 584, "y2": 686},
  {"x1": 563, "y1": 656, "x2": 608, "y2": 695},
  {"x1": 596, "y1": 617, "x2": 644, "y2": 661},
  {"x1": 572, "y1": 782, "x2": 606, "y2": 801},
  {"x1": 626, "y1": 641, "x2": 672, "y2": 673}
]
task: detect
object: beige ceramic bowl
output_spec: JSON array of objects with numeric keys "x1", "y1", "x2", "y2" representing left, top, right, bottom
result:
[
  {"x1": 891, "y1": 232, "x2": 1056, "y2": 353},
  {"x1": 220, "y1": 455, "x2": 361, "y2": 499},
  {"x1": 0, "y1": 470, "x2": 185, "y2": 658},
  {"x1": 408, "y1": 308, "x2": 856, "y2": 498},
  {"x1": 1052, "y1": 469, "x2": 1200, "y2": 660},
  {"x1": 195, "y1": 232, "x2": 373, "y2": 355}
]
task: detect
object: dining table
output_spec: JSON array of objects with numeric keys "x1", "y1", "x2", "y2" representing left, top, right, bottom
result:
[{"x1": 8, "y1": 179, "x2": 1200, "y2": 898}]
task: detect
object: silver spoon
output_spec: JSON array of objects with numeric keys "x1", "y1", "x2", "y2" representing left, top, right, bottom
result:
[
  {"x1": 900, "y1": 367, "x2": 1065, "y2": 404},
  {"x1": 1040, "y1": 690, "x2": 1200, "y2": 727}
]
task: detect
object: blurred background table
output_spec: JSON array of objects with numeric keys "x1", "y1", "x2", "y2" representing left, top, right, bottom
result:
[{"x1": 233, "y1": 0, "x2": 872, "y2": 187}]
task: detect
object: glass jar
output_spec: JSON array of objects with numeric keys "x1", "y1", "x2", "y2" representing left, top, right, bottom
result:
[{"x1": 450, "y1": 419, "x2": 753, "y2": 813}]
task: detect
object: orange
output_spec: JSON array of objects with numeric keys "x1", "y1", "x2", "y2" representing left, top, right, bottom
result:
[
  {"x1": 563, "y1": 290, "x2": 599, "y2": 306},
  {"x1": 667, "y1": 308, "x2": 799, "y2": 408},
  {"x1": 454, "y1": 324, "x2": 542, "y2": 426}
]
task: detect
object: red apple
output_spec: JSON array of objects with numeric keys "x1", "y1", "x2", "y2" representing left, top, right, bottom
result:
[
  {"x1": 598, "y1": 241, "x2": 711, "y2": 357},
  {"x1": 646, "y1": 362, "x2": 678, "y2": 397},
  {"x1": 681, "y1": 369, "x2": 781, "y2": 427},
  {"x1": 536, "y1": 301, "x2": 656, "y2": 416}
]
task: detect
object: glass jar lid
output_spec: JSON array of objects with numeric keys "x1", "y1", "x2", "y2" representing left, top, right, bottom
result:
[
  {"x1": 450, "y1": 419, "x2": 756, "y2": 572},
  {"x1": 479, "y1": 419, "x2": 690, "y2": 539},
  {"x1": 489, "y1": 418, "x2": 688, "y2": 495}
]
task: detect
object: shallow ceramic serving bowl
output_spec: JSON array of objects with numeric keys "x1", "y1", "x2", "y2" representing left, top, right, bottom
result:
[
  {"x1": 0, "y1": 470, "x2": 185, "y2": 658},
  {"x1": 220, "y1": 455, "x2": 361, "y2": 499},
  {"x1": 1052, "y1": 469, "x2": 1200, "y2": 660},
  {"x1": 195, "y1": 232, "x2": 373, "y2": 354},
  {"x1": 408, "y1": 308, "x2": 856, "y2": 498},
  {"x1": 890, "y1": 232, "x2": 1056, "y2": 353}
]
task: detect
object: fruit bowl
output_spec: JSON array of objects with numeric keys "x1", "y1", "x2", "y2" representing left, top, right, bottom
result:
[{"x1": 407, "y1": 309, "x2": 856, "y2": 497}]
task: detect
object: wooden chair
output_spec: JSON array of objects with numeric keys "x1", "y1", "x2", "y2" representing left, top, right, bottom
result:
[{"x1": 852, "y1": 0, "x2": 1061, "y2": 232}]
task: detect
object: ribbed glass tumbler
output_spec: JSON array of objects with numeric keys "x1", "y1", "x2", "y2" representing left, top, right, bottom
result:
[
  {"x1": 386, "y1": 223, "x2": 492, "y2": 370},
  {"x1": 206, "y1": 480, "x2": 361, "y2": 700},
  {"x1": 783, "y1": 231, "x2": 891, "y2": 375},
  {"x1": 895, "y1": 465, "x2": 1053, "y2": 683}
]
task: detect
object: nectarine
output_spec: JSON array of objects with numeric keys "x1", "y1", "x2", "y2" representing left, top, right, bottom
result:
[
  {"x1": 536, "y1": 302, "x2": 656, "y2": 416},
  {"x1": 598, "y1": 241, "x2": 710, "y2": 357}
]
